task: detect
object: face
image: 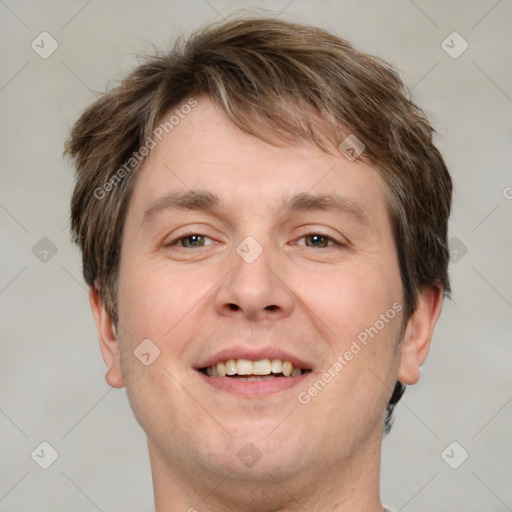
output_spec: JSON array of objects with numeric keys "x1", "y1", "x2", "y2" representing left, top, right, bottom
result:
[{"x1": 92, "y1": 97, "x2": 441, "y2": 500}]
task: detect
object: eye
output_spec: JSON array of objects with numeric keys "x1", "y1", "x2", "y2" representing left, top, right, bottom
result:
[
  {"x1": 168, "y1": 233, "x2": 214, "y2": 249},
  {"x1": 296, "y1": 232, "x2": 338, "y2": 248}
]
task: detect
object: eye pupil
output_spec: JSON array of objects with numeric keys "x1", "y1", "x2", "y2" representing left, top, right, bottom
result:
[
  {"x1": 306, "y1": 234, "x2": 328, "y2": 248},
  {"x1": 183, "y1": 235, "x2": 204, "y2": 247}
]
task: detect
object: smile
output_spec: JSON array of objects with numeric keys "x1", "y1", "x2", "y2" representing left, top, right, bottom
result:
[
  {"x1": 197, "y1": 356, "x2": 312, "y2": 396},
  {"x1": 200, "y1": 358, "x2": 309, "y2": 379}
]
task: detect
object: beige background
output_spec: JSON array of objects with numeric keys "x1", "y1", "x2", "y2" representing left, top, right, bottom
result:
[{"x1": 1, "y1": 1, "x2": 511, "y2": 511}]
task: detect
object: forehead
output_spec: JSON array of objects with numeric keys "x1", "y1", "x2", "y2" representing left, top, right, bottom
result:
[{"x1": 128, "y1": 97, "x2": 390, "y2": 224}]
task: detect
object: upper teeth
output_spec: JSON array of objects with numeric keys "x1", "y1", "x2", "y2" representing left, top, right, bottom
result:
[{"x1": 205, "y1": 358, "x2": 303, "y2": 377}]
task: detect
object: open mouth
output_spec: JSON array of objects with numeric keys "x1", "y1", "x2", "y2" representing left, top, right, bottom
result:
[{"x1": 199, "y1": 358, "x2": 312, "y2": 381}]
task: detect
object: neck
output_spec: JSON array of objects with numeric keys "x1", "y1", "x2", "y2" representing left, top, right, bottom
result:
[{"x1": 149, "y1": 426, "x2": 385, "y2": 512}]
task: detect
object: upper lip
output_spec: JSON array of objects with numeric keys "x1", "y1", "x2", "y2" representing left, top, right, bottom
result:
[{"x1": 196, "y1": 346, "x2": 313, "y2": 370}]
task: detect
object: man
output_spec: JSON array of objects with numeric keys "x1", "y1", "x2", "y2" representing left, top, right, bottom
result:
[{"x1": 65, "y1": 17, "x2": 451, "y2": 512}]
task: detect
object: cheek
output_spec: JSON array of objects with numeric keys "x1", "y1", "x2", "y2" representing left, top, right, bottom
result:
[
  {"x1": 121, "y1": 354, "x2": 211, "y2": 458},
  {"x1": 296, "y1": 267, "x2": 403, "y2": 442},
  {"x1": 291, "y1": 260, "x2": 403, "y2": 415},
  {"x1": 117, "y1": 256, "x2": 213, "y2": 340},
  {"x1": 291, "y1": 262, "x2": 400, "y2": 346}
]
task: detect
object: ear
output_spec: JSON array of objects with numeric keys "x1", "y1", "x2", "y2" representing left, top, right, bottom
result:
[
  {"x1": 89, "y1": 286, "x2": 125, "y2": 389},
  {"x1": 398, "y1": 285, "x2": 444, "y2": 385}
]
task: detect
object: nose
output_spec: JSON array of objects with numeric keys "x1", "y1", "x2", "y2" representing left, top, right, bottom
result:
[{"x1": 214, "y1": 241, "x2": 294, "y2": 322}]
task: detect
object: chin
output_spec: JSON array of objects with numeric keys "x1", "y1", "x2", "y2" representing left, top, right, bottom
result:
[{"x1": 197, "y1": 427, "x2": 313, "y2": 480}]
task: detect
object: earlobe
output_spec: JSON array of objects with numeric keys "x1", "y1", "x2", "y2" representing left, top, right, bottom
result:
[
  {"x1": 89, "y1": 286, "x2": 125, "y2": 389},
  {"x1": 398, "y1": 285, "x2": 444, "y2": 385}
]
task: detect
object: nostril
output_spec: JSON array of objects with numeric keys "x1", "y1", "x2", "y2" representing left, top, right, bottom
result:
[{"x1": 225, "y1": 304, "x2": 278, "y2": 313}]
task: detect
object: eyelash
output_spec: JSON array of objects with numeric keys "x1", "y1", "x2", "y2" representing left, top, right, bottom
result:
[
  {"x1": 166, "y1": 230, "x2": 343, "y2": 249},
  {"x1": 296, "y1": 230, "x2": 342, "y2": 248},
  {"x1": 165, "y1": 231, "x2": 214, "y2": 248}
]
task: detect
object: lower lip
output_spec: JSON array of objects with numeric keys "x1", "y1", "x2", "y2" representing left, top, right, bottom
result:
[{"x1": 198, "y1": 371, "x2": 309, "y2": 396}]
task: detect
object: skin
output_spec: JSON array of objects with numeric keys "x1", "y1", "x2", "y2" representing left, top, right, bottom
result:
[{"x1": 90, "y1": 97, "x2": 443, "y2": 512}]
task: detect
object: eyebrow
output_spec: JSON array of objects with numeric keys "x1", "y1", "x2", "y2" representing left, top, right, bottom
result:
[
  {"x1": 142, "y1": 190, "x2": 371, "y2": 227},
  {"x1": 285, "y1": 192, "x2": 371, "y2": 226},
  {"x1": 144, "y1": 190, "x2": 219, "y2": 220}
]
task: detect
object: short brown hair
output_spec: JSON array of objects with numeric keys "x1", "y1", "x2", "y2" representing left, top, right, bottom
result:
[{"x1": 65, "y1": 17, "x2": 452, "y2": 431}]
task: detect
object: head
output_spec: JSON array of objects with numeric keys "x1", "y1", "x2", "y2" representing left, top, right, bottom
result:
[{"x1": 65, "y1": 17, "x2": 451, "y2": 508}]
